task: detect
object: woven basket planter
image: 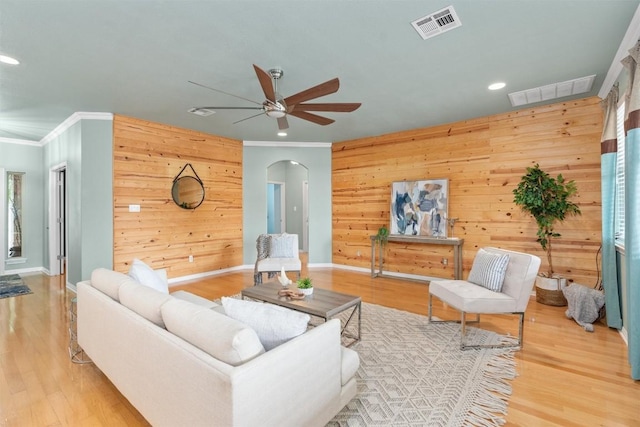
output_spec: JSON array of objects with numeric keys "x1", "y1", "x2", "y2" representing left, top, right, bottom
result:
[{"x1": 535, "y1": 276, "x2": 568, "y2": 306}]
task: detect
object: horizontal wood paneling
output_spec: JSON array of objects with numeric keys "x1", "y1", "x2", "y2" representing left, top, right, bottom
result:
[
  {"x1": 113, "y1": 115, "x2": 243, "y2": 278},
  {"x1": 332, "y1": 97, "x2": 603, "y2": 284}
]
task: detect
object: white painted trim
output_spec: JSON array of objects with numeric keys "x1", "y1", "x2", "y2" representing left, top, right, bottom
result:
[
  {"x1": 3, "y1": 266, "x2": 46, "y2": 275},
  {"x1": 244, "y1": 140, "x2": 332, "y2": 148},
  {"x1": 620, "y1": 327, "x2": 628, "y2": 346},
  {"x1": 327, "y1": 263, "x2": 439, "y2": 282},
  {"x1": 0, "y1": 137, "x2": 40, "y2": 146},
  {"x1": 0, "y1": 168, "x2": 4, "y2": 275},
  {"x1": 167, "y1": 265, "x2": 247, "y2": 286},
  {"x1": 48, "y1": 162, "x2": 67, "y2": 276},
  {"x1": 40, "y1": 112, "x2": 113, "y2": 146},
  {"x1": 598, "y1": 3, "x2": 640, "y2": 98}
]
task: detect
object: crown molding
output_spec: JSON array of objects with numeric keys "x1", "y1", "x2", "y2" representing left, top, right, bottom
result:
[
  {"x1": 39, "y1": 112, "x2": 113, "y2": 146},
  {"x1": 243, "y1": 140, "x2": 332, "y2": 148},
  {"x1": 599, "y1": 3, "x2": 640, "y2": 98},
  {"x1": 0, "y1": 137, "x2": 41, "y2": 146}
]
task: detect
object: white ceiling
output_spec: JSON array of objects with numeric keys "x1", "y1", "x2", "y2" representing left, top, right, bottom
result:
[{"x1": 1, "y1": 1, "x2": 639, "y2": 144}]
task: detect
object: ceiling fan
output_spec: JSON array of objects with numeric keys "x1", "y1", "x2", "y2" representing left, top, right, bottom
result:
[{"x1": 188, "y1": 64, "x2": 361, "y2": 130}]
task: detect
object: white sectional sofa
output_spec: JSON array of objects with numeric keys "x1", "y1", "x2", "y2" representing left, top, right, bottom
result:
[{"x1": 77, "y1": 268, "x2": 359, "y2": 427}]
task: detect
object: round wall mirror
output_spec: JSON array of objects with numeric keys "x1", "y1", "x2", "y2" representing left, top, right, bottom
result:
[{"x1": 172, "y1": 176, "x2": 205, "y2": 209}]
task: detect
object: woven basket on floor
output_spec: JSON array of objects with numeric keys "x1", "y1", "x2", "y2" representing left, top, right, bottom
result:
[
  {"x1": 536, "y1": 279, "x2": 567, "y2": 307},
  {"x1": 535, "y1": 285, "x2": 567, "y2": 306}
]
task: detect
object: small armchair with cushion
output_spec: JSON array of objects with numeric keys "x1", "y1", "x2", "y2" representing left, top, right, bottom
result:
[
  {"x1": 428, "y1": 247, "x2": 541, "y2": 350},
  {"x1": 254, "y1": 233, "x2": 302, "y2": 285}
]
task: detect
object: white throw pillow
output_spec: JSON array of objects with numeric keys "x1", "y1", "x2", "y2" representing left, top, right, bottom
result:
[
  {"x1": 128, "y1": 258, "x2": 169, "y2": 294},
  {"x1": 269, "y1": 233, "x2": 296, "y2": 258},
  {"x1": 467, "y1": 249, "x2": 510, "y2": 292},
  {"x1": 221, "y1": 297, "x2": 310, "y2": 350}
]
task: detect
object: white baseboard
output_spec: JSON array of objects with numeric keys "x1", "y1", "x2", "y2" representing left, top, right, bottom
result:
[
  {"x1": 167, "y1": 265, "x2": 247, "y2": 286},
  {"x1": 329, "y1": 263, "x2": 439, "y2": 282},
  {"x1": 620, "y1": 327, "x2": 628, "y2": 346},
  {"x1": 4, "y1": 266, "x2": 46, "y2": 275}
]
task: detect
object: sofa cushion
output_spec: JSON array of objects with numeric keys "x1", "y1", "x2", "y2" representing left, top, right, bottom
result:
[
  {"x1": 429, "y1": 279, "x2": 517, "y2": 313},
  {"x1": 128, "y1": 258, "x2": 169, "y2": 294},
  {"x1": 161, "y1": 299, "x2": 265, "y2": 366},
  {"x1": 256, "y1": 257, "x2": 301, "y2": 272},
  {"x1": 341, "y1": 347, "x2": 360, "y2": 386},
  {"x1": 91, "y1": 268, "x2": 138, "y2": 302},
  {"x1": 119, "y1": 281, "x2": 173, "y2": 328},
  {"x1": 221, "y1": 297, "x2": 310, "y2": 351},
  {"x1": 171, "y1": 290, "x2": 219, "y2": 309},
  {"x1": 467, "y1": 248, "x2": 510, "y2": 292}
]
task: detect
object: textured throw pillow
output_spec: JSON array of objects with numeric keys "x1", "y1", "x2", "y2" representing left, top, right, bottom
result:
[
  {"x1": 128, "y1": 258, "x2": 169, "y2": 294},
  {"x1": 269, "y1": 233, "x2": 296, "y2": 258},
  {"x1": 221, "y1": 297, "x2": 310, "y2": 350},
  {"x1": 467, "y1": 249, "x2": 510, "y2": 292}
]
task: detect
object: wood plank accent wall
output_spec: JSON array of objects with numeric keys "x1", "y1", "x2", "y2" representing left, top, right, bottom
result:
[
  {"x1": 332, "y1": 97, "x2": 603, "y2": 285},
  {"x1": 112, "y1": 115, "x2": 243, "y2": 278}
]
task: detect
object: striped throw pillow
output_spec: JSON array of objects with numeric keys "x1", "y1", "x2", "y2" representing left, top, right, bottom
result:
[{"x1": 467, "y1": 249, "x2": 510, "y2": 292}]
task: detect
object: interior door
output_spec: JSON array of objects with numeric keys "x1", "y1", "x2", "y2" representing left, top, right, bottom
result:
[
  {"x1": 267, "y1": 182, "x2": 285, "y2": 234},
  {"x1": 57, "y1": 169, "x2": 66, "y2": 275},
  {"x1": 0, "y1": 168, "x2": 5, "y2": 275},
  {"x1": 302, "y1": 180, "x2": 309, "y2": 252}
]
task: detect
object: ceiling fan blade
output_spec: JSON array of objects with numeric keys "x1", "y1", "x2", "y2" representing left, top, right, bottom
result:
[
  {"x1": 277, "y1": 116, "x2": 289, "y2": 130},
  {"x1": 188, "y1": 80, "x2": 263, "y2": 106},
  {"x1": 283, "y1": 78, "x2": 340, "y2": 106},
  {"x1": 253, "y1": 64, "x2": 276, "y2": 103},
  {"x1": 195, "y1": 106, "x2": 264, "y2": 110},
  {"x1": 233, "y1": 112, "x2": 265, "y2": 125},
  {"x1": 292, "y1": 102, "x2": 361, "y2": 113},
  {"x1": 288, "y1": 110, "x2": 335, "y2": 126}
]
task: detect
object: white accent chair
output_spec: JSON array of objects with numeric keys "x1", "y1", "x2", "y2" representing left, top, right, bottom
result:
[
  {"x1": 254, "y1": 233, "x2": 302, "y2": 285},
  {"x1": 428, "y1": 247, "x2": 541, "y2": 350}
]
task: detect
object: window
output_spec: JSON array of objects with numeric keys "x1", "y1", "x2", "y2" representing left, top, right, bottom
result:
[
  {"x1": 7, "y1": 172, "x2": 24, "y2": 258},
  {"x1": 615, "y1": 102, "x2": 625, "y2": 246}
]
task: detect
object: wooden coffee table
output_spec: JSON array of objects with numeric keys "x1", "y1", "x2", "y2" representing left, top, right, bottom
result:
[{"x1": 241, "y1": 281, "x2": 361, "y2": 346}]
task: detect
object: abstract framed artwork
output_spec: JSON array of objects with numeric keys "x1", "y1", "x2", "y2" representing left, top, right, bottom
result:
[{"x1": 390, "y1": 179, "x2": 449, "y2": 237}]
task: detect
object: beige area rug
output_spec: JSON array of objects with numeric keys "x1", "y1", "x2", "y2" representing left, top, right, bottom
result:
[{"x1": 327, "y1": 302, "x2": 517, "y2": 427}]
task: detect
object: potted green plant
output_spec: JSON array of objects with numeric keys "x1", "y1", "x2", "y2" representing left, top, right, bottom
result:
[
  {"x1": 297, "y1": 277, "x2": 314, "y2": 296},
  {"x1": 373, "y1": 225, "x2": 390, "y2": 270},
  {"x1": 374, "y1": 225, "x2": 389, "y2": 246},
  {"x1": 513, "y1": 164, "x2": 581, "y2": 305}
]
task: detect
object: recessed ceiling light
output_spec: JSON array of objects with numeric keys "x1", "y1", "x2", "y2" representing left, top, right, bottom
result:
[
  {"x1": 277, "y1": 131, "x2": 287, "y2": 137},
  {"x1": 0, "y1": 55, "x2": 20, "y2": 65},
  {"x1": 488, "y1": 82, "x2": 506, "y2": 90}
]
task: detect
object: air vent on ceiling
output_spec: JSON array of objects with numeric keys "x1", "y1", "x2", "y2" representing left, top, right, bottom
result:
[
  {"x1": 508, "y1": 75, "x2": 596, "y2": 107},
  {"x1": 411, "y1": 6, "x2": 462, "y2": 40},
  {"x1": 188, "y1": 107, "x2": 215, "y2": 117}
]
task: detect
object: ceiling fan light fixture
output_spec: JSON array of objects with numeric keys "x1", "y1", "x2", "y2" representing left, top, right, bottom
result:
[{"x1": 265, "y1": 109, "x2": 286, "y2": 118}]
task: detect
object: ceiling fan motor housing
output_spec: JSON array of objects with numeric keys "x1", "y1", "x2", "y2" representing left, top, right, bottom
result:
[{"x1": 264, "y1": 100, "x2": 287, "y2": 118}]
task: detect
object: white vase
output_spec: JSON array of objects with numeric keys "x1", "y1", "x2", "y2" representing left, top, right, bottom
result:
[{"x1": 299, "y1": 287, "x2": 313, "y2": 296}]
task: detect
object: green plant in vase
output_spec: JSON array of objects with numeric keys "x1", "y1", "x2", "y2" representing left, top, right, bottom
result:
[
  {"x1": 374, "y1": 225, "x2": 389, "y2": 246},
  {"x1": 297, "y1": 277, "x2": 314, "y2": 296}
]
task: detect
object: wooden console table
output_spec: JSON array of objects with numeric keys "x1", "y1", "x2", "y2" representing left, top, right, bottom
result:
[{"x1": 370, "y1": 235, "x2": 464, "y2": 280}]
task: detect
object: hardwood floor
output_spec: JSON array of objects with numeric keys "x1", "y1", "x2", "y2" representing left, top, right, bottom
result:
[{"x1": 1, "y1": 267, "x2": 638, "y2": 426}]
